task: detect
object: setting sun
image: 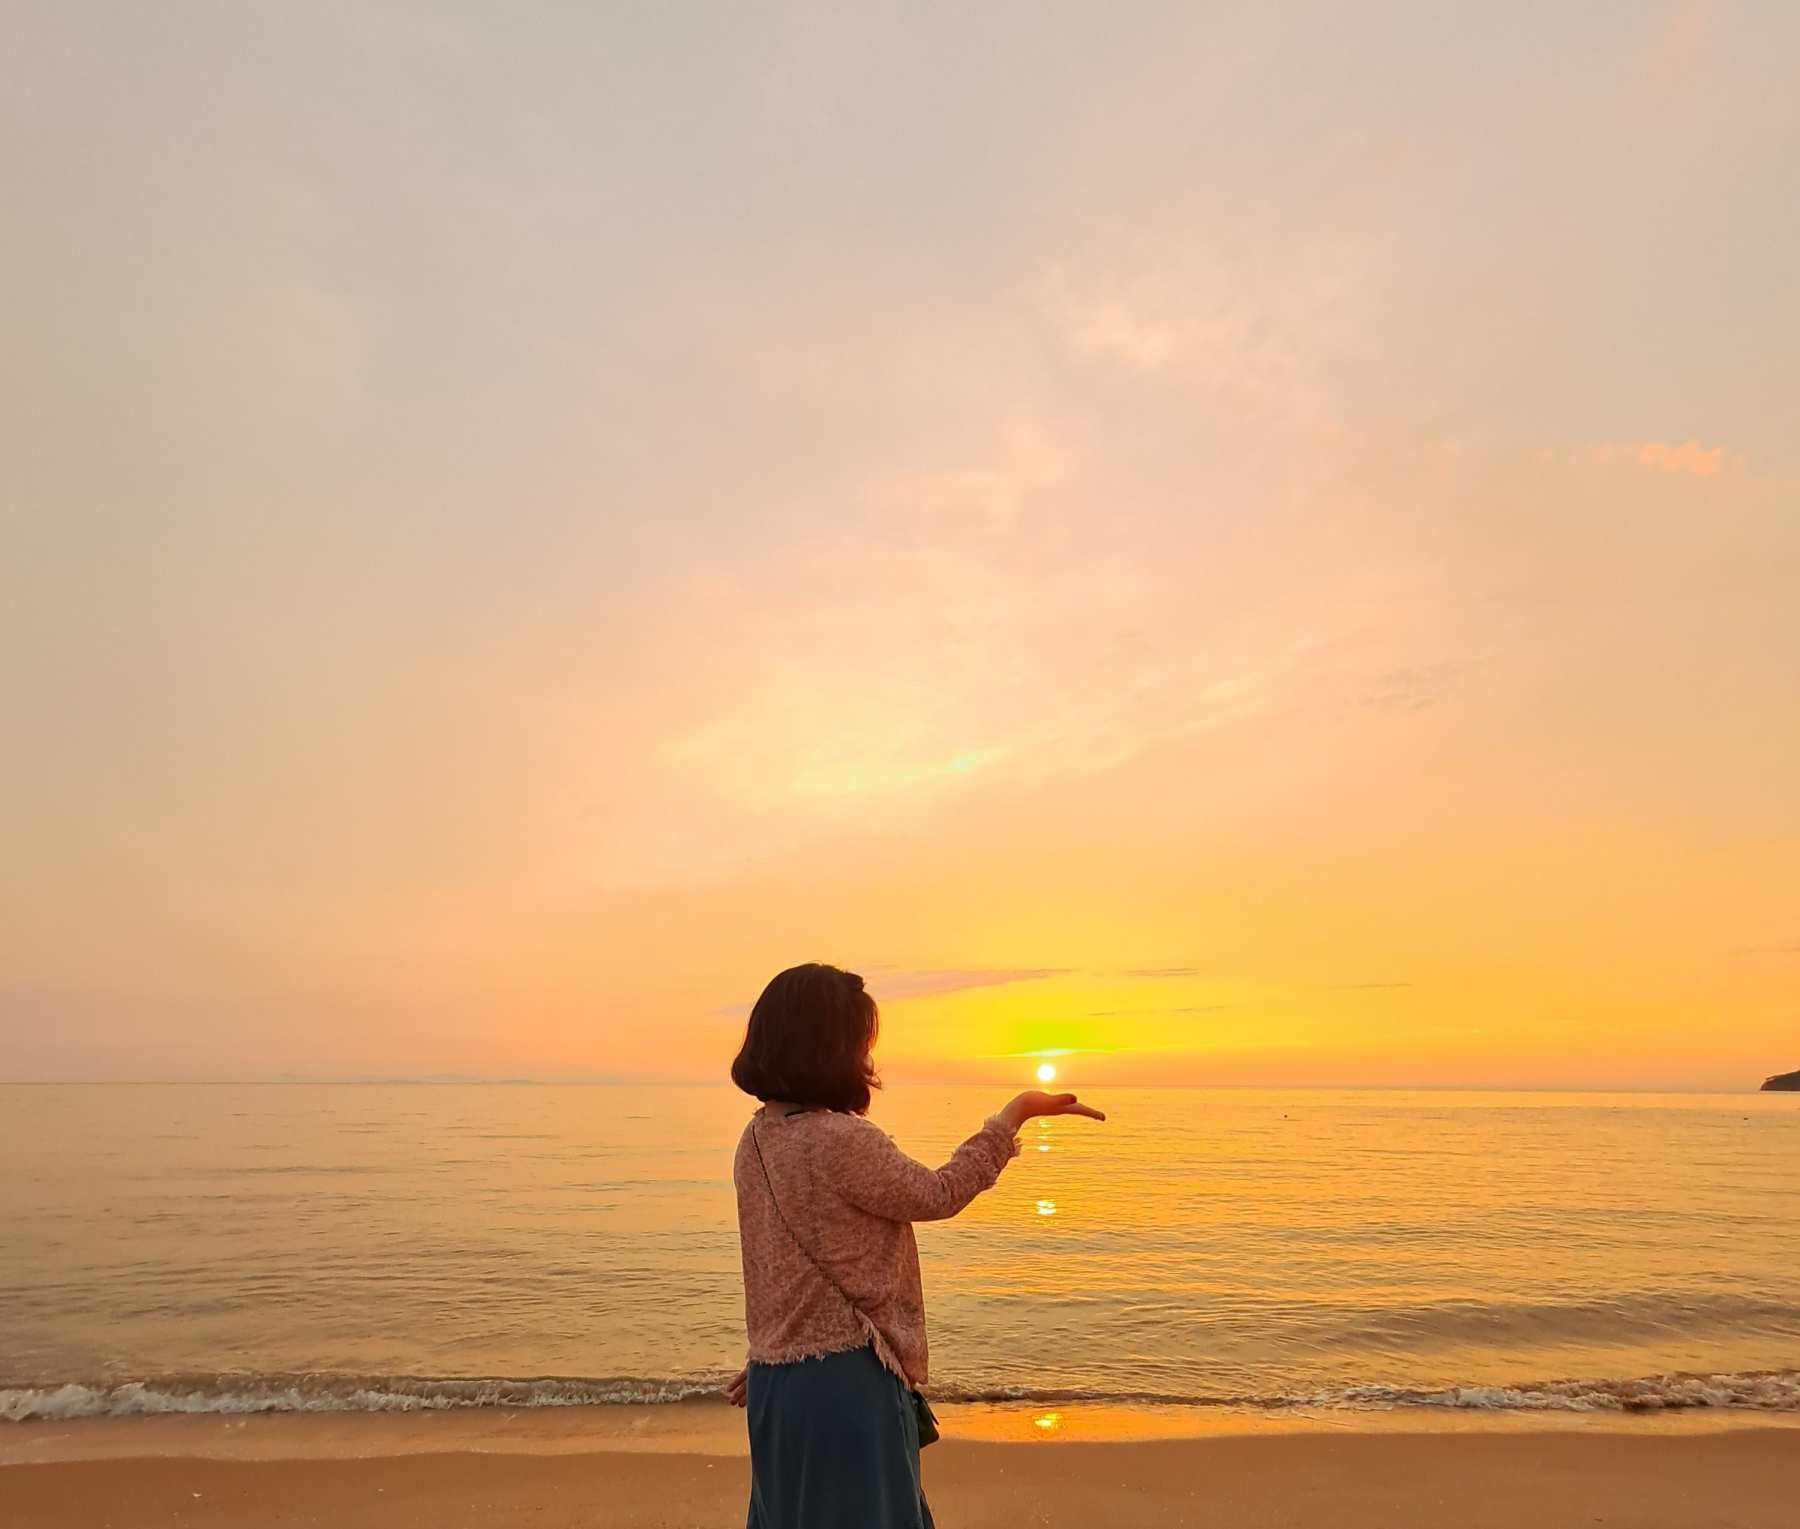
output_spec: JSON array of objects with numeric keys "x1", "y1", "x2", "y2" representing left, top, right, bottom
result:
[{"x1": 1035, "y1": 1062, "x2": 1057, "y2": 1084}]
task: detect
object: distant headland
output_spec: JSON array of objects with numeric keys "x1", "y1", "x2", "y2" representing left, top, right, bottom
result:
[{"x1": 1761, "y1": 1069, "x2": 1800, "y2": 1092}]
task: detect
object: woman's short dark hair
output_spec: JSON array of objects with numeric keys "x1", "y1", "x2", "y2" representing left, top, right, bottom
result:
[{"x1": 730, "y1": 963, "x2": 880, "y2": 1114}]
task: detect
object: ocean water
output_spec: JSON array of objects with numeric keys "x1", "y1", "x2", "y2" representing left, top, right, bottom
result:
[{"x1": 4, "y1": 1083, "x2": 1798, "y2": 1423}]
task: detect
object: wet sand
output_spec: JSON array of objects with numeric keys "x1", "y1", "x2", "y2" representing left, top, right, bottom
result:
[{"x1": 3, "y1": 1409, "x2": 1798, "y2": 1529}]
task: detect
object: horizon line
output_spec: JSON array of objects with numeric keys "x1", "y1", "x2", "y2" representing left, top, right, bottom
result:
[{"x1": 0, "y1": 1077, "x2": 1784, "y2": 1096}]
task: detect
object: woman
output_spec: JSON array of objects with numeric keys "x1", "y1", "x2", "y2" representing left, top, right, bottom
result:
[{"x1": 724, "y1": 962, "x2": 1104, "y2": 1528}]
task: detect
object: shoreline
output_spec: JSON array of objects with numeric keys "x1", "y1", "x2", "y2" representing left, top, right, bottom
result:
[
  {"x1": 6, "y1": 1398, "x2": 1799, "y2": 1466},
  {"x1": 4, "y1": 1415, "x2": 1798, "y2": 1529}
]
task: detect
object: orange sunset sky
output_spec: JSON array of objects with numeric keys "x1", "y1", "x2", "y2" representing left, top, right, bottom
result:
[{"x1": 3, "y1": 3, "x2": 1796, "y2": 1089}]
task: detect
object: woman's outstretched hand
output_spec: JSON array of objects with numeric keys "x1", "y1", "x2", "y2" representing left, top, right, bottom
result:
[
  {"x1": 1000, "y1": 1091, "x2": 1106, "y2": 1132},
  {"x1": 724, "y1": 1367, "x2": 747, "y2": 1407}
]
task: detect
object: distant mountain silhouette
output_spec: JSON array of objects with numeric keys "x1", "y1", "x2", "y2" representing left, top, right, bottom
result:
[{"x1": 1761, "y1": 1069, "x2": 1800, "y2": 1092}]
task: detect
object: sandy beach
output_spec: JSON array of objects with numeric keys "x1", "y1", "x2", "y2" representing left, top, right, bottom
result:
[{"x1": 5, "y1": 1409, "x2": 1798, "y2": 1529}]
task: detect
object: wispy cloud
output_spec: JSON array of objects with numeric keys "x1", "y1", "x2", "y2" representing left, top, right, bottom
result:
[
  {"x1": 1087, "y1": 1003, "x2": 1230, "y2": 1017},
  {"x1": 860, "y1": 967, "x2": 1071, "y2": 1000},
  {"x1": 1641, "y1": 0, "x2": 1717, "y2": 94},
  {"x1": 1591, "y1": 439, "x2": 1728, "y2": 478},
  {"x1": 1362, "y1": 663, "x2": 1475, "y2": 713},
  {"x1": 1001, "y1": 1046, "x2": 1119, "y2": 1058},
  {"x1": 1114, "y1": 966, "x2": 1206, "y2": 978},
  {"x1": 712, "y1": 964, "x2": 1068, "y2": 1017}
]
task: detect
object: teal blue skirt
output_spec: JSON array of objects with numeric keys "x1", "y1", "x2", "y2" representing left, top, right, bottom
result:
[{"x1": 745, "y1": 1346, "x2": 934, "y2": 1529}]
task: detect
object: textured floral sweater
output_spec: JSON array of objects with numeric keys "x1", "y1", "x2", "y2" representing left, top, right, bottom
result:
[{"x1": 734, "y1": 1105, "x2": 1021, "y2": 1387}]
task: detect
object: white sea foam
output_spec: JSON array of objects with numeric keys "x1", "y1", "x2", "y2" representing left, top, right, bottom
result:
[
  {"x1": 0, "y1": 1376, "x2": 720, "y2": 1423},
  {"x1": 7, "y1": 1370, "x2": 1799, "y2": 1423},
  {"x1": 1309, "y1": 1371, "x2": 1800, "y2": 1412}
]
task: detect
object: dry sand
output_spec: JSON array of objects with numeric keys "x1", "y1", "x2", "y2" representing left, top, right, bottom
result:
[{"x1": 3, "y1": 1409, "x2": 1797, "y2": 1529}]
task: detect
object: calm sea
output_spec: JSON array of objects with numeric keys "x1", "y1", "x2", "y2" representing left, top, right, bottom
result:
[{"x1": 5, "y1": 1084, "x2": 1798, "y2": 1422}]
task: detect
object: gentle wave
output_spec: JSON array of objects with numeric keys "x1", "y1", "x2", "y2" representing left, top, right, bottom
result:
[
  {"x1": 7, "y1": 1369, "x2": 1799, "y2": 1422},
  {"x1": 1321, "y1": 1291, "x2": 1800, "y2": 1348}
]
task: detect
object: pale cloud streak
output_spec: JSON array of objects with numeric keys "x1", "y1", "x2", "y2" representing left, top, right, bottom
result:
[
  {"x1": 718, "y1": 967, "x2": 1069, "y2": 1016},
  {"x1": 1590, "y1": 439, "x2": 1730, "y2": 478},
  {"x1": 860, "y1": 968, "x2": 1071, "y2": 1001},
  {"x1": 1031, "y1": 230, "x2": 1369, "y2": 432},
  {"x1": 1361, "y1": 662, "x2": 1479, "y2": 713}
]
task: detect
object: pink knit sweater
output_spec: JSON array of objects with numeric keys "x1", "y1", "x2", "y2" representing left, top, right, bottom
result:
[{"x1": 734, "y1": 1105, "x2": 1021, "y2": 1387}]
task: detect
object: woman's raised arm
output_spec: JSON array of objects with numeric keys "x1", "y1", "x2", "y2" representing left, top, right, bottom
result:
[{"x1": 819, "y1": 1093, "x2": 1104, "y2": 1223}]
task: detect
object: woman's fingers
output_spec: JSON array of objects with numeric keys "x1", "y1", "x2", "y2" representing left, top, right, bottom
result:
[
  {"x1": 1003, "y1": 1089, "x2": 1108, "y2": 1125},
  {"x1": 724, "y1": 1368, "x2": 748, "y2": 1406},
  {"x1": 1034, "y1": 1092, "x2": 1106, "y2": 1121},
  {"x1": 1046, "y1": 1098, "x2": 1104, "y2": 1120}
]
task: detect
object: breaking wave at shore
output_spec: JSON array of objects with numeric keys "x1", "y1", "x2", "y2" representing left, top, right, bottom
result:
[{"x1": 8, "y1": 1368, "x2": 1800, "y2": 1423}]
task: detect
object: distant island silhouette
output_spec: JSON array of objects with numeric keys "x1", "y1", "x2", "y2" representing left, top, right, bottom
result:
[{"x1": 1761, "y1": 1069, "x2": 1800, "y2": 1092}]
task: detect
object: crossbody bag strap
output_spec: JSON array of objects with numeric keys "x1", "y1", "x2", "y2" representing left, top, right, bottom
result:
[{"x1": 748, "y1": 1116, "x2": 865, "y2": 1324}]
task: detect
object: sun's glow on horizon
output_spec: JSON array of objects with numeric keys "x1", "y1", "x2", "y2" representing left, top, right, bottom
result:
[{"x1": 1035, "y1": 1061, "x2": 1057, "y2": 1083}]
